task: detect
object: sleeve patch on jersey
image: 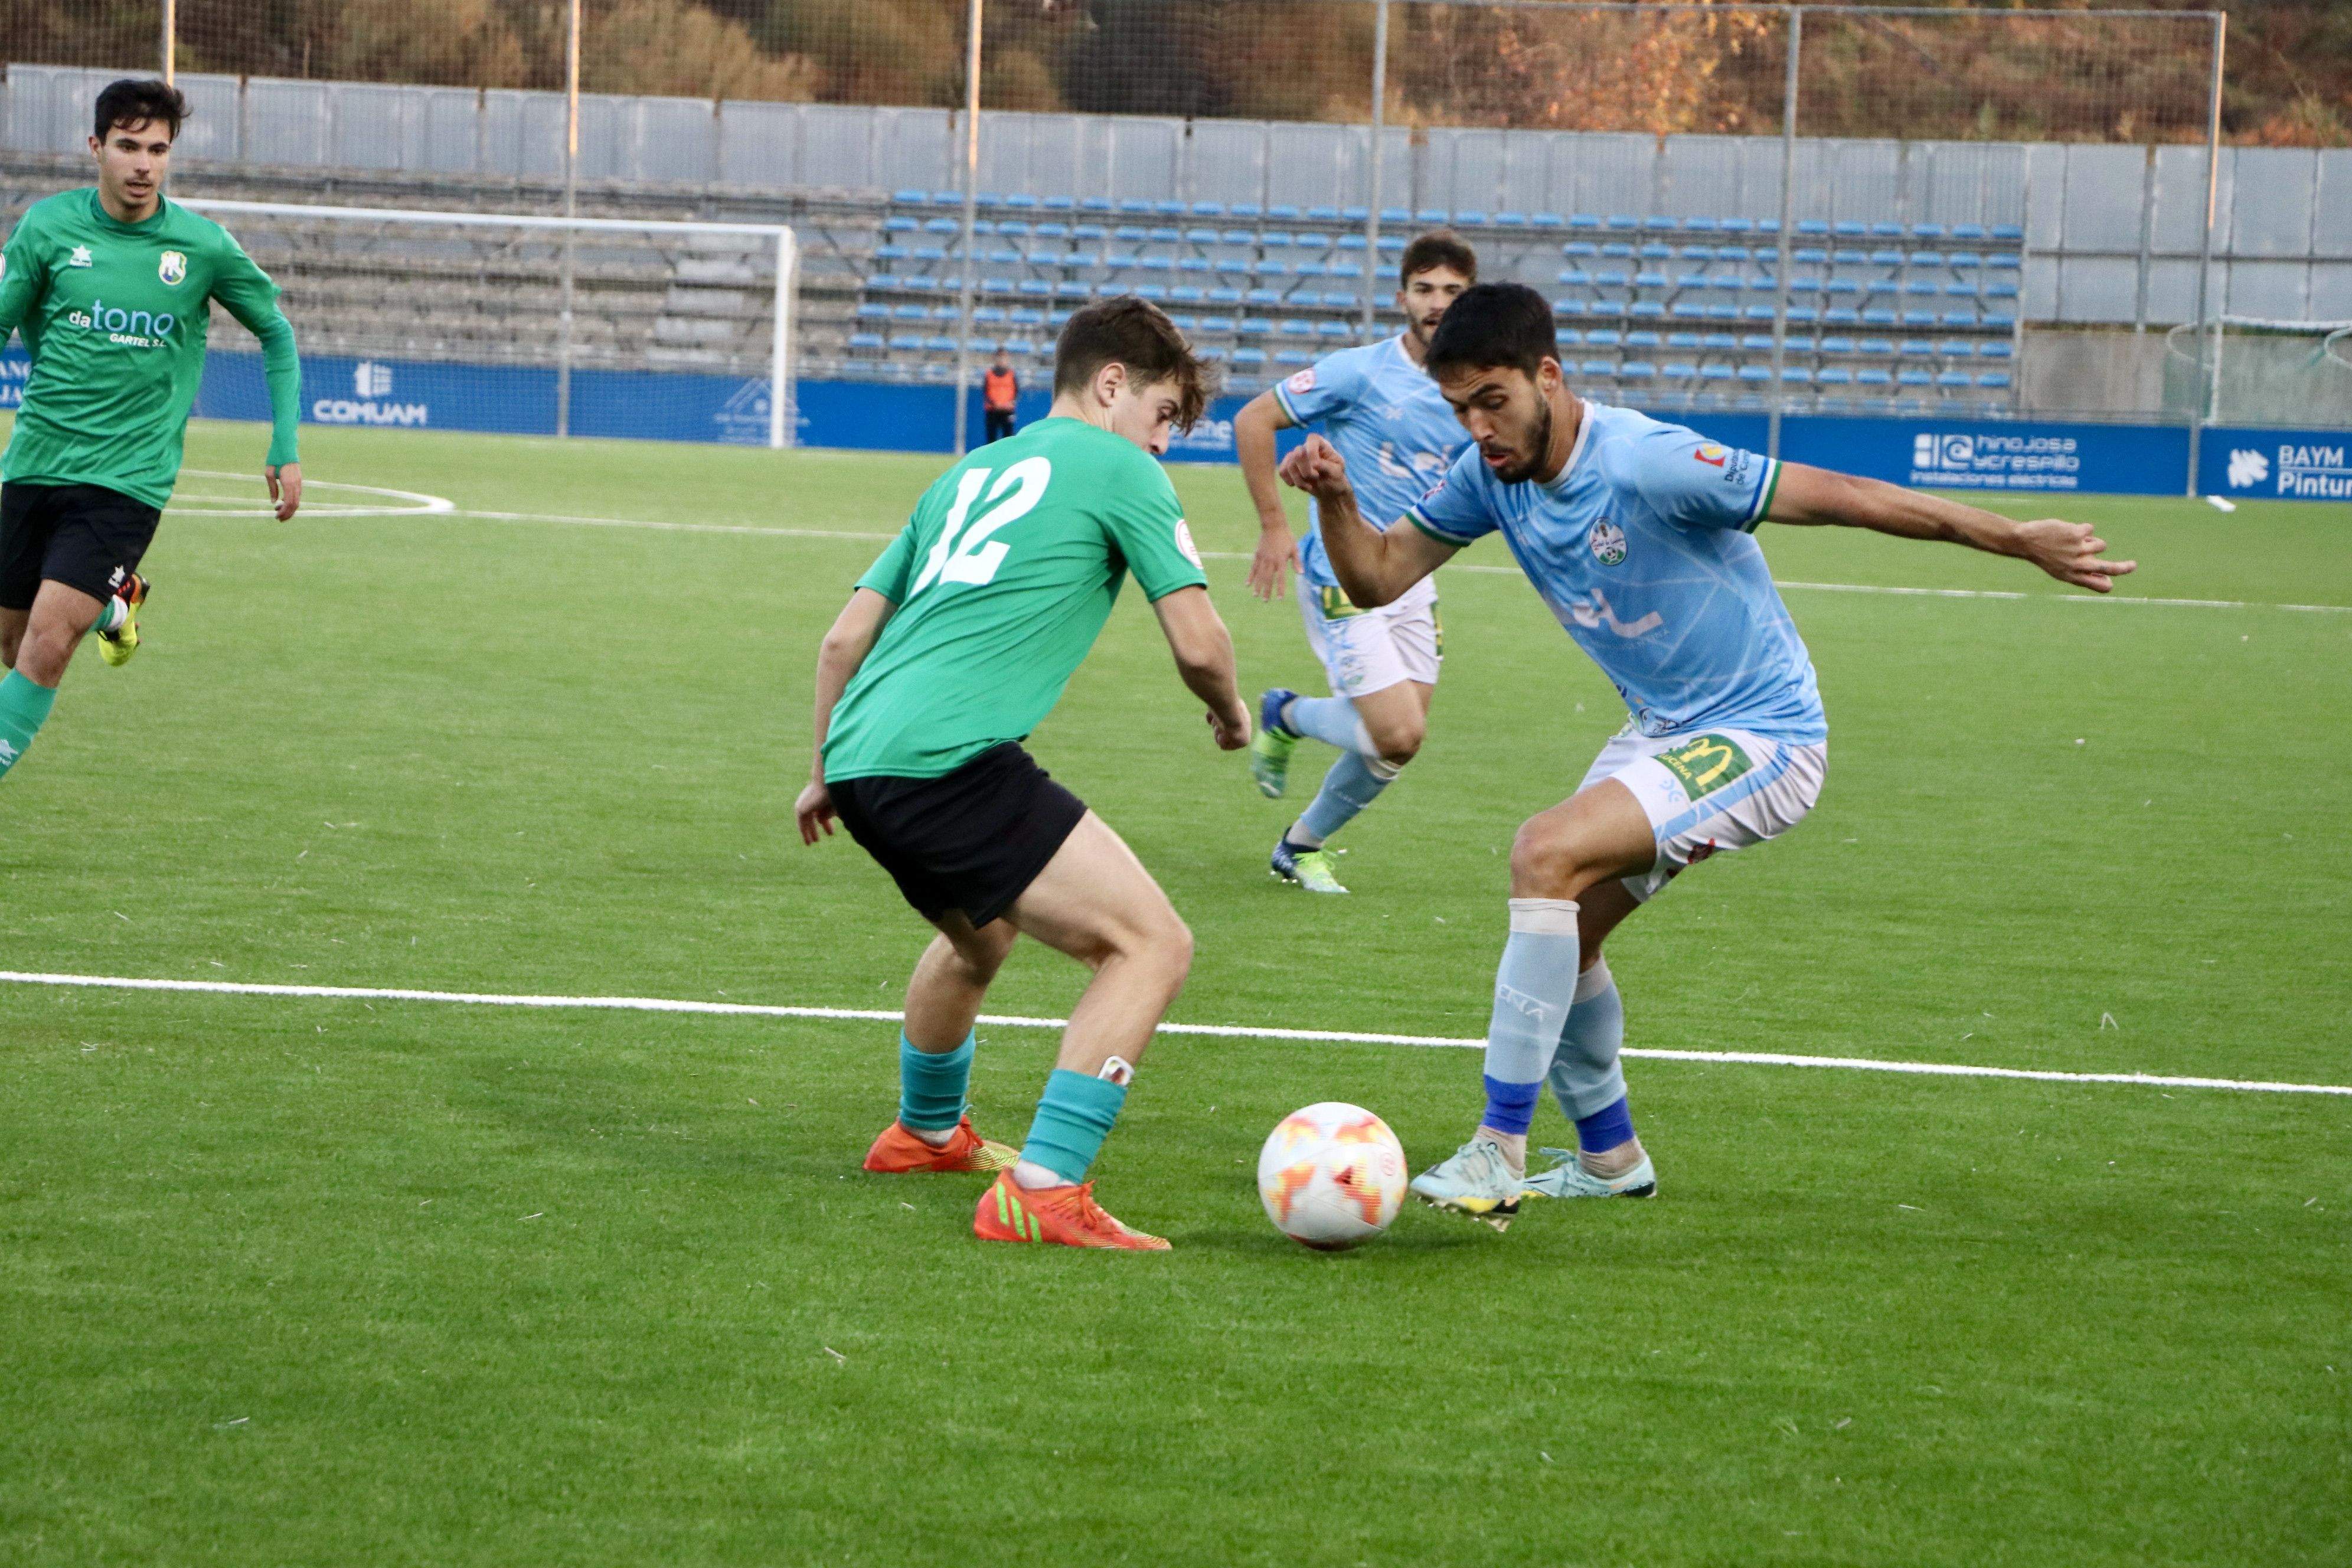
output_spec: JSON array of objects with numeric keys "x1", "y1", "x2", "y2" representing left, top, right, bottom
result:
[
  {"x1": 1174, "y1": 518, "x2": 1204, "y2": 570},
  {"x1": 1693, "y1": 443, "x2": 1728, "y2": 468},
  {"x1": 1285, "y1": 368, "x2": 1317, "y2": 395}
]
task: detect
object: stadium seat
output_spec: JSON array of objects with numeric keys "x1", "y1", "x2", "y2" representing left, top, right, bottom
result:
[
  {"x1": 1977, "y1": 371, "x2": 2012, "y2": 388},
  {"x1": 1622, "y1": 361, "x2": 1658, "y2": 380},
  {"x1": 1936, "y1": 371, "x2": 1972, "y2": 388},
  {"x1": 1586, "y1": 329, "x2": 1621, "y2": 347},
  {"x1": 1817, "y1": 367, "x2": 1853, "y2": 386},
  {"x1": 848, "y1": 331, "x2": 886, "y2": 352},
  {"x1": 1580, "y1": 360, "x2": 1615, "y2": 378},
  {"x1": 1662, "y1": 361, "x2": 1699, "y2": 381},
  {"x1": 1737, "y1": 365, "x2": 1771, "y2": 384},
  {"x1": 1556, "y1": 329, "x2": 1584, "y2": 347},
  {"x1": 1979, "y1": 341, "x2": 2014, "y2": 360},
  {"x1": 1700, "y1": 364, "x2": 1735, "y2": 382},
  {"x1": 1897, "y1": 368, "x2": 1934, "y2": 387},
  {"x1": 1231, "y1": 347, "x2": 1267, "y2": 367},
  {"x1": 1315, "y1": 321, "x2": 1351, "y2": 338},
  {"x1": 1279, "y1": 319, "x2": 1314, "y2": 337},
  {"x1": 1276, "y1": 349, "x2": 1311, "y2": 365},
  {"x1": 1857, "y1": 368, "x2": 1893, "y2": 387}
]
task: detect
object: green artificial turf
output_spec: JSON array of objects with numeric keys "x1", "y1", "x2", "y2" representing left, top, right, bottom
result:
[{"x1": 2, "y1": 419, "x2": 2347, "y2": 1566}]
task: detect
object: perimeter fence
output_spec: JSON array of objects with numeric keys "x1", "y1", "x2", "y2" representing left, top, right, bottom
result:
[{"x1": 6, "y1": 2, "x2": 2271, "y2": 465}]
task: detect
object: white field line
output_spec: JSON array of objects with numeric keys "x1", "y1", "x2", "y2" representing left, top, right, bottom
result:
[
  {"x1": 8, "y1": 969, "x2": 2347, "y2": 1099},
  {"x1": 302, "y1": 502, "x2": 2350, "y2": 615}
]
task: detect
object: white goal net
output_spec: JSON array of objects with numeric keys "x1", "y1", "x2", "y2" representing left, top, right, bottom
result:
[
  {"x1": 180, "y1": 200, "x2": 799, "y2": 449},
  {"x1": 2165, "y1": 316, "x2": 2352, "y2": 430}
]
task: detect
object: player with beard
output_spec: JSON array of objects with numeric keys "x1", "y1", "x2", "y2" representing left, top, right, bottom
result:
[
  {"x1": 1230, "y1": 232, "x2": 1475, "y2": 894},
  {"x1": 1279, "y1": 282, "x2": 2134, "y2": 1228}
]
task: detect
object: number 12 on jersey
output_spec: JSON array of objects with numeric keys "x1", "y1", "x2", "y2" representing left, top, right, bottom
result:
[{"x1": 909, "y1": 456, "x2": 1052, "y2": 597}]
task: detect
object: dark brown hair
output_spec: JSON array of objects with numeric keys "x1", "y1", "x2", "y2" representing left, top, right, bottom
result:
[
  {"x1": 1399, "y1": 230, "x2": 1478, "y2": 288},
  {"x1": 94, "y1": 79, "x2": 188, "y2": 142},
  {"x1": 1423, "y1": 282, "x2": 1559, "y2": 381},
  {"x1": 1053, "y1": 296, "x2": 1219, "y2": 430}
]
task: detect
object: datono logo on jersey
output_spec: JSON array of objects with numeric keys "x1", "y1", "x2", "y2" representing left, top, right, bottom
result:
[
  {"x1": 313, "y1": 361, "x2": 429, "y2": 427},
  {"x1": 67, "y1": 296, "x2": 179, "y2": 349},
  {"x1": 2225, "y1": 441, "x2": 2352, "y2": 499},
  {"x1": 1909, "y1": 430, "x2": 2080, "y2": 491}
]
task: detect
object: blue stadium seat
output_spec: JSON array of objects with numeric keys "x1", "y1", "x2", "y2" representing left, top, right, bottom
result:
[
  {"x1": 1246, "y1": 288, "x2": 1282, "y2": 308},
  {"x1": 888, "y1": 332, "x2": 925, "y2": 351},
  {"x1": 1319, "y1": 291, "x2": 1358, "y2": 309},
  {"x1": 1912, "y1": 223, "x2": 1946, "y2": 239},
  {"x1": 1717, "y1": 218, "x2": 1754, "y2": 235},
  {"x1": 1229, "y1": 203, "x2": 1262, "y2": 220},
  {"x1": 1622, "y1": 361, "x2": 1658, "y2": 380},
  {"x1": 855, "y1": 302, "x2": 890, "y2": 320},
  {"x1": 1081, "y1": 197, "x2": 1114, "y2": 214},
  {"x1": 1819, "y1": 335, "x2": 1855, "y2": 354},
  {"x1": 1670, "y1": 303, "x2": 1709, "y2": 321},
  {"x1": 1897, "y1": 368, "x2": 1934, "y2": 387},
  {"x1": 1495, "y1": 211, "x2": 1530, "y2": 228},
  {"x1": 1554, "y1": 298, "x2": 1587, "y2": 318},
  {"x1": 1701, "y1": 332, "x2": 1737, "y2": 350},
  {"x1": 1979, "y1": 341, "x2": 2014, "y2": 360},
  {"x1": 1242, "y1": 316, "x2": 1275, "y2": 335},
  {"x1": 1700, "y1": 364, "x2": 1735, "y2": 382},
  {"x1": 1936, "y1": 371, "x2": 1971, "y2": 388},
  {"x1": 1457, "y1": 211, "x2": 1490, "y2": 227},
  {"x1": 1857, "y1": 368, "x2": 1893, "y2": 387},
  {"x1": 1902, "y1": 310, "x2": 1937, "y2": 328},
  {"x1": 1556, "y1": 328, "x2": 1585, "y2": 347},
  {"x1": 1201, "y1": 315, "x2": 1237, "y2": 333},
  {"x1": 1280, "y1": 318, "x2": 1314, "y2": 337},
  {"x1": 1316, "y1": 321, "x2": 1351, "y2": 338},
  {"x1": 1606, "y1": 214, "x2": 1639, "y2": 231},
  {"x1": 1580, "y1": 360, "x2": 1615, "y2": 378},
  {"x1": 881, "y1": 216, "x2": 919, "y2": 235},
  {"x1": 1940, "y1": 309, "x2": 1978, "y2": 327},
  {"x1": 1231, "y1": 347, "x2": 1267, "y2": 367},
  {"x1": 1982, "y1": 312, "x2": 2016, "y2": 329},
  {"x1": 1661, "y1": 361, "x2": 1699, "y2": 380},
  {"x1": 1268, "y1": 204, "x2": 1302, "y2": 221},
  {"x1": 1208, "y1": 285, "x2": 1244, "y2": 304},
  {"x1": 1275, "y1": 349, "x2": 1311, "y2": 366},
  {"x1": 1569, "y1": 214, "x2": 1602, "y2": 230},
  {"x1": 1988, "y1": 253, "x2": 2022, "y2": 270},
  {"x1": 1531, "y1": 213, "x2": 1566, "y2": 230},
  {"x1": 926, "y1": 335, "x2": 959, "y2": 352},
  {"x1": 1781, "y1": 365, "x2": 1812, "y2": 384},
  {"x1": 1977, "y1": 371, "x2": 2012, "y2": 388},
  {"x1": 849, "y1": 331, "x2": 886, "y2": 352},
  {"x1": 1817, "y1": 367, "x2": 1853, "y2": 386},
  {"x1": 1737, "y1": 364, "x2": 1771, "y2": 383},
  {"x1": 1629, "y1": 302, "x2": 1667, "y2": 321},
  {"x1": 1009, "y1": 307, "x2": 1046, "y2": 326},
  {"x1": 1685, "y1": 216, "x2": 1719, "y2": 233},
  {"x1": 1951, "y1": 223, "x2": 1988, "y2": 241}
]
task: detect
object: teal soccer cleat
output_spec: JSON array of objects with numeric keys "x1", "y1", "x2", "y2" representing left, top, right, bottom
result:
[
  {"x1": 1250, "y1": 687, "x2": 1300, "y2": 798},
  {"x1": 1407, "y1": 1135, "x2": 1521, "y2": 1231},
  {"x1": 1520, "y1": 1148, "x2": 1658, "y2": 1200}
]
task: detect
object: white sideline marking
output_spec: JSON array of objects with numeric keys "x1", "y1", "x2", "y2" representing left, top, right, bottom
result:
[
  {"x1": 351, "y1": 503, "x2": 2351, "y2": 616},
  {"x1": 8, "y1": 970, "x2": 2347, "y2": 1099}
]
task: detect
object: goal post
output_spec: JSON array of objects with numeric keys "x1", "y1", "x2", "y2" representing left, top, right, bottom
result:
[{"x1": 178, "y1": 200, "x2": 799, "y2": 449}]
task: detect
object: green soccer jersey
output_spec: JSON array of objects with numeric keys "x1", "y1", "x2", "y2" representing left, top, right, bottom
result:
[
  {"x1": 824, "y1": 417, "x2": 1211, "y2": 782},
  {"x1": 0, "y1": 188, "x2": 300, "y2": 509}
]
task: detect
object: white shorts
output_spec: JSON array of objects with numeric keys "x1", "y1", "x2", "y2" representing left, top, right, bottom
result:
[
  {"x1": 1577, "y1": 726, "x2": 1828, "y2": 903},
  {"x1": 1298, "y1": 577, "x2": 1442, "y2": 701}
]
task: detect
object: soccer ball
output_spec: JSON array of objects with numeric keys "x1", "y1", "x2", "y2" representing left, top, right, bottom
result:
[{"x1": 1256, "y1": 1102, "x2": 1407, "y2": 1250}]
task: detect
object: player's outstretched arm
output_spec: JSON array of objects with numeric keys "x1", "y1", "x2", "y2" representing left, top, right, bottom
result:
[
  {"x1": 1765, "y1": 462, "x2": 2137, "y2": 594},
  {"x1": 795, "y1": 587, "x2": 895, "y2": 844},
  {"x1": 213, "y1": 240, "x2": 304, "y2": 521},
  {"x1": 1277, "y1": 434, "x2": 1458, "y2": 609},
  {"x1": 1233, "y1": 391, "x2": 1301, "y2": 600},
  {"x1": 1150, "y1": 586, "x2": 1252, "y2": 752}
]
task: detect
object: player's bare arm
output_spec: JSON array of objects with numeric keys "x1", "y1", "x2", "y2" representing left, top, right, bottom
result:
[
  {"x1": 1766, "y1": 463, "x2": 2137, "y2": 593},
  {"x1": 1233, "y1": 390, "x2": 1301, "y2": 600},
  {"x1": 1150, "y1": 584, "x2": 1252, "y2": 750},
  {"x1": 1277, "y1": 433, "x2": 1458, "y2": 609},
  {"x1": 794, "y1": 586, "x2": 895, "y2": 844}
]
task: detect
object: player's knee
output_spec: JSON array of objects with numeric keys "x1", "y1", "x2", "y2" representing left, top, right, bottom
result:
[
  {"x1": 15, "y1": 625, "x2": 77, "y2": 686},
  {"x1": 1368, "y1": 718, "x2": 1423, "y2": 767},
  {"x1": 1508, "y1": 817, "x2": 1603, "y2": 898}
]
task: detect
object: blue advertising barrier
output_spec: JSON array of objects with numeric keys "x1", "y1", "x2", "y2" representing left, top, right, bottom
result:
[
  {"x1": 2196, "y1": 426, "x2": 2352, "y2": 502},
  {"x1": 11, "y1": 344, "x2": 2346, "y2": 503}
]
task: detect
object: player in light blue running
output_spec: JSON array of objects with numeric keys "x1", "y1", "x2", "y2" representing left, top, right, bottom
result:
[
  {"x1": 1280, "y1": 283, "x2": 2135, "y2": 1229},
  {"x1": 1230, "y1": 231, "x2": 1475, "y2": 894}
]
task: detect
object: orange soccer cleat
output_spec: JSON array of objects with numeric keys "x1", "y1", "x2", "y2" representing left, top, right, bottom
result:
[
  {"x1": 861, "y1": 1115, "x2": 1016, "y2": 1175},
  {"x1": 972, "y1": 1172, "x2": 1170, "y2": 1250}
]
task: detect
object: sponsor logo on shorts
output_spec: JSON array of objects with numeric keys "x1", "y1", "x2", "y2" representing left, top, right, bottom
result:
[
  {"x1": 1653, "y1": 733, "x2": 1753, "y2": 799},
  {"x1": 1589, "y1": 518, "x2": 1627, "y2": 567},
  {"x1": 158, "y1": 250, "x2": 187, "y2": 286},
  {"x1": 107, "y1": 565, "x2": 125, "y2": 589}
]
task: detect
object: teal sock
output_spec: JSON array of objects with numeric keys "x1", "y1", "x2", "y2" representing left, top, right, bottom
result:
[
  {"x1": 0, "y1": 669, "x2": 57, "y2": 782},
  {"x1": 91, "y1": 597, "x2": 125, "y2": 635},
  {"x1": 1019, "y1": 1068, "x2": 1128, "y2": 1184},
  {"x1": 898, "y1": 1031, "x2": 975, "y2": 1132}
]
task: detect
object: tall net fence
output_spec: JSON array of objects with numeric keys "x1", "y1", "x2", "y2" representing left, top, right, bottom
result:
[{"x1": 10, "y1": 1, "x2": 2314, "y2": 451}]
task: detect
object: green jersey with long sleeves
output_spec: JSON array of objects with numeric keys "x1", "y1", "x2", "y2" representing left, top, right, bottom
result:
[
  {"x1": 824, "y1": 416, "x2": 1211, "y2": 783},
  {"x1": 0, "y1": 188, "x2": 300, "y2": 509}
]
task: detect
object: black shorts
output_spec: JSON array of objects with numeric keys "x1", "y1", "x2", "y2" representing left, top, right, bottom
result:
[
  {"x1": 829, "y1": 742, "x2": 1088, "y2": 927},
  {"x1": 0, "y1": 482, "x2": 162, "y2": 611}
]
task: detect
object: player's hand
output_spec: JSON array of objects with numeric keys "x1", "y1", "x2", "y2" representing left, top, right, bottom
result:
[
  {"x1": 1247, "y1": 526, "x2": 1301, "y2": 601},
  {"x1": 2013, "y1": 518, "x2": 2137, "y2": 593},
  {"x1": 266, "y1": 462, "x2": 302, "y2": 521},
  {"x1": 794, "y1": 779, "x2": 837, "y2": 844},
  {"x1": 1278, "y1": 435, "x2": 1352, "y2": 504},
  {"x1": 1207, "y1": 704, "x2": 1252, "y2": 752}
]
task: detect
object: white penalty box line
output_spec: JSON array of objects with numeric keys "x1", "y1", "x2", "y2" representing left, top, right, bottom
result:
[{"x1": 8, "y1": 971, "x2": 2347, "y2": 1100}]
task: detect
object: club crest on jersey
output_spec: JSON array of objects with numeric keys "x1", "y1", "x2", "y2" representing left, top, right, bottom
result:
[
  {"x1": 158, "y1": 250, "x2": 187, "y2": 285},
  {"x1": 1285, "y1": 367, "x2": 1316, "y2": 396},
  {"x1": 1589, "y1": 518, "x2": 1628, "y2": 566},
  {"x1": 68, "y1": 244, "x2": 93, "y2": 268}
]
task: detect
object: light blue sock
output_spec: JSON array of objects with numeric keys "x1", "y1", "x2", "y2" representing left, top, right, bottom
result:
[
  {"x1": 1290, "y1": 750, "x2": 1400, "y2": 847},
  {"x1": 1280, "y1": 694, "x2": 1376, "y2": 756},
  {"x1": 898, "y1": 1031, "x2": 975, "y2": 1132},
  {"x1": 1546, "y1": 957, "x2": 1632, "y2": 1141},
  {"x1": 0, "y1": 669, "x2": 57, "y2": 782},
  {"x1": 1478, "y1": 899, "x2": 1580, "y2": 1134},
  {"x1": 1020, "y1": 1068, "x2": 1128, "y2": 1184}
]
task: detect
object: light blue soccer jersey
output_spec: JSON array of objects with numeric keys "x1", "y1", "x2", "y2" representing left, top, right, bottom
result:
[
  {"x1": 1273, "y1": 334, "x2": 1468, "y2": 592},
  {"x1": 1404, "y1": 401, "x2": 1826, "y2": 743}
]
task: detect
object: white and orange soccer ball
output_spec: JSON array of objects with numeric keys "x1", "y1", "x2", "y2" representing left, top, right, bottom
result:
[{"x1": 1256, "y1": 1102, "x2": 1407, "y2": 1250}]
